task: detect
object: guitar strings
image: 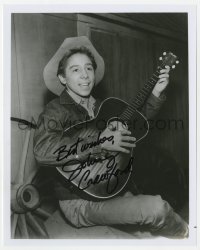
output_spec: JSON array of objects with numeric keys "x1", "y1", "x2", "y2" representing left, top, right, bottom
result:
[{"x1": 120, "y1": 60, "x2": 167, "y2": 120}]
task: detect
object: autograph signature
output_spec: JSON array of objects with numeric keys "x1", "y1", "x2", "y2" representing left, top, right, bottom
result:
[
  {"x1": 61, "y1": 153, "x2": 133, "y2": 195},
  {"x1": 54, "y1": 132, "x2": 133, "y2": 195}
]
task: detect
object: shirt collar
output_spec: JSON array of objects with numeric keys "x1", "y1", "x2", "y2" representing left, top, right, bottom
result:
[
  {"x1": 59, "y1": 89, "x2": 77, "y2": 105},
  {"x1": 67, "y1": 88, "x2": 87, "y2": 105},
  {"x1": 59, "y1": 89, "x2": 96, "y2": 108}
]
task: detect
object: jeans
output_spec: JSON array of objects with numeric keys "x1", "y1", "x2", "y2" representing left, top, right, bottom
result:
[{"x1": 59, "y1": 191, "x2": 188, "y2": 238}]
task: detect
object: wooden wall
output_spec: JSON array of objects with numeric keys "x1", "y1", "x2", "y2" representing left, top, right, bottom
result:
[
  {"x1": 11, "y1": 13, "x2": 188, "y2": 185},
  {"x1": 11, "y1": 13, "x2": 77, "y2": 183},
  {"x1": 77, "y1": 14, "x2": 188, "y2": 171}
]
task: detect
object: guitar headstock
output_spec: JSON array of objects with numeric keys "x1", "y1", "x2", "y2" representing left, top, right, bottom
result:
[{"x1": 159, "y1": 52, "x2": 179, "y2": 70}]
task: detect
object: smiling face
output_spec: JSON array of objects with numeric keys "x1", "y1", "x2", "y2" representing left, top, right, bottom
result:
[{"x1": 58, "y1": 53, "x2": 95, "y2": 97}]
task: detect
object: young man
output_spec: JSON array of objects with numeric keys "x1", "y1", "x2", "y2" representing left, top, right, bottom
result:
[{"x1": 33, "y1": 36, "x2": 188, "y2": 238}]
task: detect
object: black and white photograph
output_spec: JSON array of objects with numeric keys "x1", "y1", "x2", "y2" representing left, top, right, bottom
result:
[{"x1": 2, "y1": 3, "x2": 197, "y2": 245}]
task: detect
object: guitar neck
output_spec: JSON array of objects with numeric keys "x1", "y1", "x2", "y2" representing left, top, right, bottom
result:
[{"x1": 120, "y1": 67, "x2": 162, "y2": 121}]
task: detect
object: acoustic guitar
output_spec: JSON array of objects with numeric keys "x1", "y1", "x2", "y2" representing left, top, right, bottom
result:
[{"x1": 56, "y1": 52, "x2": 179, "y2": 199}]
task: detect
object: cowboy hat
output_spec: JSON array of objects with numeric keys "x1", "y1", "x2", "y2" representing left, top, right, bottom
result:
[{"x1": 43, "y1": 36, "x2": 105, "y2": 96}]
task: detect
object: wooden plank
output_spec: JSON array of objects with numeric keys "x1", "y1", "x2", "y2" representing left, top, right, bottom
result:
[
  {"x1": 11, "y1": 214, "x2": 19, "y2": 238},
  {"x1": 148, "y1": 37, "x2": 188, "y2": 170},
  {"x1": 17, "y1": 127, "x2": 31, "y2": 184},
  {"x1": 34, "y1": 208, "x2": 51, "y2": 219},
  {"x1": 43, "y1": 13, "x2": 77, "y2": 21},
  {"x1": 14, "y1": 13, "x2": 49, "y2": 121},
  {"x1": 26, "y1": 212, "x2": 48, "y2": 237},
  {"x1": 82, "y1": 13, "x2": 187, "y2": 42},
  {"x1": 13, "y1": 13, "x2": 77, "y2": 121},
  {"x1": 18, "y1": 214, "x2": 29, "y2": 239},
  {"x1": 90, "y1": 29, "x2": 119, "y2": 99},
  {"x1": 11, "y1": 14, "x2": 21, "y2": 118},
  {"x1": 78, "y1": 14, "x2": 149, "y2": 41},
  {"x1": 11, "y1": 15, "x2": 24, "y2": 183}
]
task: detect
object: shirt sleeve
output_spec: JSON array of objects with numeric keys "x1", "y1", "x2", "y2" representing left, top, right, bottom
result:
[
  {"x1": 33, "y1": 105, "x2": 103, "y2": 168},
  {"x1": 140, "y1": 93, "x2": 166, "y2": 119}
]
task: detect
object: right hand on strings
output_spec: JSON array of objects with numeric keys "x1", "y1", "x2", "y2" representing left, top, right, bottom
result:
[{"x1": 100, "y1": 121, "x2": 136, "y2": 154}]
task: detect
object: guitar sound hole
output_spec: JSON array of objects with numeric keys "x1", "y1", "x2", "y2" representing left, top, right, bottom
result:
[{"x1": 107, "y1": 118, "x2": 128, "y2": 131}]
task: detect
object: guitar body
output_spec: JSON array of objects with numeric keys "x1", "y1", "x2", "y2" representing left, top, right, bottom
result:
[
  {"x1": 56, "y1": 51, "x2": 178, "y2": 199},
  {"x1": 57, "y1": 97, "x2": 149, "y2": 199}
]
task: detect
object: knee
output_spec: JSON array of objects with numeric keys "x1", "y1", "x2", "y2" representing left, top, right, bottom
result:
[{"x1": 59, "y1": 200, "x2": 85, "y2": 228}]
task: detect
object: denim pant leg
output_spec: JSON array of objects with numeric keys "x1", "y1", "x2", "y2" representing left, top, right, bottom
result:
[{"x1": 59, "y1": 192, "x2": 188, "y2": 238}]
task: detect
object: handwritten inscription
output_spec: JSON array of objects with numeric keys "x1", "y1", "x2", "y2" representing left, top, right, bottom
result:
[
  {"x1": 53, "y1": 132, "x2": 114, "y2": 161},
  {"x1": 61, "y1": 154, "x2": 133, "y2": 194},
  {"x1": 54, "y1": 133, "x2": 133, "y2": 195}
]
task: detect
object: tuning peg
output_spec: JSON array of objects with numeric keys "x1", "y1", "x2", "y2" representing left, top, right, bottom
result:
[
  {"x1": 172, "y1": 65, "x2": 176, "y2": 69},
  {"x1": 176, "y1": 60, "x2": 179, "y2": 64},
  {"x1": 163, "y1": 52, "x2": 167, "y2": 55},
  {"x1": 159, "y1": 57, "x2": 162, "y2": 60}
]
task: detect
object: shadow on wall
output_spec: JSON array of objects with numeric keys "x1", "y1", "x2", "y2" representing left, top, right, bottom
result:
[
  {"x1": 43, "y1": 89, "x2": 57, "y2": 105},
  {"x1": 129, "y1": 142, "x2": 188, "y2": 214}
]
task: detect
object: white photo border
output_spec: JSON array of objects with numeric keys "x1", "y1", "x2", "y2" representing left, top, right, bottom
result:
[{"x1": 1, "y1": 2, "x2": 198, "y2": 249}]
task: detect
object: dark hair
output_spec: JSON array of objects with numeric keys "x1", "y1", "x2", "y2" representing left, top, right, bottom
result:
[{"x1": 57, "y1": 46, "x2": 97, "y2": 77}]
